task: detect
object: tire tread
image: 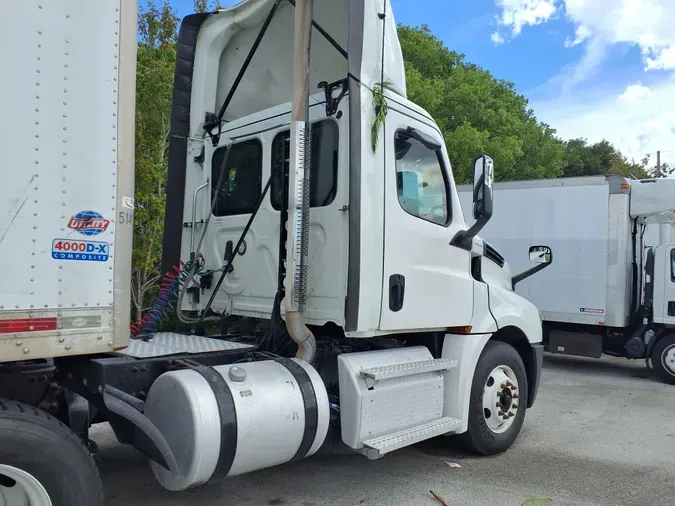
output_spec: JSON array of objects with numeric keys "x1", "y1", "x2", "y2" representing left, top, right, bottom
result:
[{"x1": 0, "y1": 399, "x2": 104, "y2": 506}]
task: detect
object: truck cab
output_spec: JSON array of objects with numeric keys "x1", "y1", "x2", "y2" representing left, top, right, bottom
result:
[{"x1": 163, "y1": 0, "x2": 550, "y2": 341}]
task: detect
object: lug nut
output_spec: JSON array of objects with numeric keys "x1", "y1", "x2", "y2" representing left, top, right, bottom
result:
[
  {"x1": 508, "y1": 411, "x2": 515, "y2": 418},
  {"x1": 513, "y1": 393, "x2": 520, "y2": 399},
  {"x1": 498, "y1": 411, "x2": 504, "y2": 417},
  {"x1": 513, "y1": 404, "x2": 519, "y2": 409}
]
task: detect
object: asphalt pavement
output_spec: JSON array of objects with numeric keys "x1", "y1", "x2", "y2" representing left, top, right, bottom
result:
[{"x1": 93, "y1": 354, "x2": 675, "y2": 506}]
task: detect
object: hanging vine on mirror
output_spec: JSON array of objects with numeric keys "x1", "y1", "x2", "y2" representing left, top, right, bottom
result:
[{"x1": 371, "y1": 80, "x2": 391, "y2": 153}]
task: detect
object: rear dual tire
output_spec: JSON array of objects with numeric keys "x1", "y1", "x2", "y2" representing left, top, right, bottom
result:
[
  {"x1": 0, "y1": 400, "x2": 103, "y2": 506},
  {"x1": 460, "y1": 340, "x2": 528, "y2": 455}
]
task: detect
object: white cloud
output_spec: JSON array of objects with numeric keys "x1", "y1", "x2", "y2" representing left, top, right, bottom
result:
[
  {"x1": 494, "y1": 0, "x2": 675, "y2": 80},
  {"x1": 493, "y1": 0, "x2": 558, "y2": 36},
  {"x1": 646, "y1": 45, "x2": 675, "y2": 71},
  {"x1": 619, "y1": 82, "x2": 652, "y2": 103},
  {"x1": 564, "y1": 25, "x2": 591, "y2": 48},
  {"x1": 491, "y1": 31, "x2": 505, "y2": 45},
  {"x1": 533, "y1": 77, "x2": 675, "y2": 169}
]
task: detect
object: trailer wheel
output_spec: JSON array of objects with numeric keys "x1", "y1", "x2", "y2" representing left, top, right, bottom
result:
[
  {"x1": 0, "y1": 400, "x2": 103, "y2": 506},
  {"x1": 459, "y1": 340, "x2": 528, "y2": 455},
  {"x1": 650, "y1": 334, "x2": 675, "y2": 385}
]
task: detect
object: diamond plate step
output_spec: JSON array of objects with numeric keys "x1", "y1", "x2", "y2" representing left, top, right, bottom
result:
[
  {"x1": 359, "y1": 358, "x2": 457, "y2": 382},
  {"x1": 362, "y1": 417, "x2": 462, "y2": 459}
]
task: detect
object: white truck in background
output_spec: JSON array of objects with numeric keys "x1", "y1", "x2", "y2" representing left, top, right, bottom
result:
[
  {"x1": 0, "y1": 1, "x2": 553, "y2": 504},
  {"x1": 459, "y1": 175, "x2": 675, "y2": 384}
]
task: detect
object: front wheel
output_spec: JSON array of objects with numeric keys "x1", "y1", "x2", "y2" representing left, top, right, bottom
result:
[
  {"x1": 650, "y1": 334, "x2": 675, "y2": 385},
  {"x1": 0, "y1": 400, "x2": 103, "y2": 506},
  {"x1": 459, "y1": 340, "x2": 528, "y2": 455}
]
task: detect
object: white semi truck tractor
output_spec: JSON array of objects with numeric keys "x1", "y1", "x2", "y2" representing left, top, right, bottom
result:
[
  {"x1": 0, "y1": 1, "x2": 552, "y2": 504},
  {"x1": 459, "y1": 175, "x2": 675, "y2": 384}
]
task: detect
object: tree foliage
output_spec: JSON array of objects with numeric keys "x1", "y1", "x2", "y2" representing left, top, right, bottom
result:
[
  {"x1": 398, "y1": 25, "x2": 565, "y2": 183},
  {"x1": 397, "y1": 24, "x2": 670, "y2": 183},
  {"x1": 132, "y1": 1, "x2": 178, "y2": 319},
  {"x1": 560, "y1": 138, "x2": 673, "y2": 179}
]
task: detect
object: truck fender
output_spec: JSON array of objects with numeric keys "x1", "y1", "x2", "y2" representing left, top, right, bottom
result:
[
  {"x1": 488, "y1": 285, "x2": 543, "y2": 345},
  {"x1": 441, "y1": 332, "x2": 492, "y2": 434}
]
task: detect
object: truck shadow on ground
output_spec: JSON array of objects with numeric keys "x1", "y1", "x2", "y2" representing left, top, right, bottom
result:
[{"x1": 542, "y1": 353, "x2": 653, "y2": 381}]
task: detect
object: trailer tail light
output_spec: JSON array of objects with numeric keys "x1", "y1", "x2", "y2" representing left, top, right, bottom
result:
[
  {"x1": 620, "y1": 183, "x2": 630, "y2": 189},
  {"x1": 0, "y1": 318, "x2": 58, "y2": 334}
]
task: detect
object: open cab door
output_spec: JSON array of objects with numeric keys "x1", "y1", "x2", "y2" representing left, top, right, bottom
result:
[{"x1": 162, "y1": 0, "x2": 357, "y2": 326}]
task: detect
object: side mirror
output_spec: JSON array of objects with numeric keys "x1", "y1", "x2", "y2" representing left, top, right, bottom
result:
[
  {"x1": 450, "y1": 155, "x2": 495, "y2": 250},
  {"x1": 513, "y1": 245, "x2": 553, "y2": 289},
  {"x1": 473, "y1": 155, "x2": 494, "y2": 220},
  {"x1": 529, "y1": 245, "x2": 552, "y2": 264}
]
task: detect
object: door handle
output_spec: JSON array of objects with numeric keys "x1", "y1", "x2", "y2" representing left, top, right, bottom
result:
[{"x1": 190, "y1": 182, "x2": 209, "y2": 254}]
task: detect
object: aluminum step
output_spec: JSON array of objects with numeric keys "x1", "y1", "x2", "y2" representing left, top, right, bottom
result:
[
  {"x1": 360, "y1": 358, "x2": 457, "y2": 382},
  {"x1": 362, "y1": 417, "x2": 462, "y2": 459}
]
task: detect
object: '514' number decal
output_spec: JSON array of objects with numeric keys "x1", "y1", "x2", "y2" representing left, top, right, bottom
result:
[{"x1": 118, "y1": 211, "x2": 133, "y2": 225}]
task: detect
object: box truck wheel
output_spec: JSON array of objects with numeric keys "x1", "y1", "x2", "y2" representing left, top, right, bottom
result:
[
  {"x1": 651, "y1": 334, "x2": 675, "y2": 385},
  {"x1": 0, "y1": 400, "x2": 103, "y2": 506},
  {"x1": 460, "y1": 340, "x2": 528, "y2": 455}
]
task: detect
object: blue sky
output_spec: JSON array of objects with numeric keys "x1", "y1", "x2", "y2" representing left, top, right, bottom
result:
[{"x1": 169, "y1": 0, "x2": 675, "y2": 167}]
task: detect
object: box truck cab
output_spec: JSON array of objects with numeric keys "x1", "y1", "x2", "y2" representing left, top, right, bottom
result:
[{"x1": 0, "y1": 1, "x2": 552, "y2": 504}]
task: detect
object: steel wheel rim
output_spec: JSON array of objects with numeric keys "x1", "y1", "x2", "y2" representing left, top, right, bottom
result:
[
  {"x1": 482, "y1": 365, "x2": 520, "y2": 434},
  {"x1": 662, "y1": 344, "x2": 675, "y2": 376},
  {"x1": 0, "y1": 465, "x2": 52, "y2": 506}
]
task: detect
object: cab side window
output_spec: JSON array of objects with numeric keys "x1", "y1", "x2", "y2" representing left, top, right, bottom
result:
[
  {"x1": 271, "y1": 120, "x2": 338, "y2": 210},
  {"x1": 394, "y1": 130, "x2": 451, "y2": 226},
  {"x1": 211, "y1": 139, "x2": 263, "y2": 216},
  {"x1": 671, "y1": 249, "x2": 674, "y2": 282}
]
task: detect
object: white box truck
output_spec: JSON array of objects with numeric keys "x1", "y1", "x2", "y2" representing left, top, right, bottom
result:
[
  {"x1": 0, "y1": 1, "x2": 552, "y2": 504},
  {"x1": 459, "y1": 175, "x2": 675, "y2": 384}
]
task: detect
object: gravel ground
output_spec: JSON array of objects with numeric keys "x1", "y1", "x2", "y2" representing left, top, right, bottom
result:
[{"x1": 93, "y1": 354, "x2": 675, "y2": 506}]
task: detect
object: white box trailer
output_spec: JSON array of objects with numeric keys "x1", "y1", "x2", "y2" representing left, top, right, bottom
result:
[
  {"x1": 459, "y1": 175, "x2": 675, "y2": 383},
  {"x1": 0, "y1": 1, "x2": 552, "y2": 504}
]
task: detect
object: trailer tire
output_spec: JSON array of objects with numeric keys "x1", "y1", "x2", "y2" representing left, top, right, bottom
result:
[
  {"x1": 650, "y1": 334, "x2": 675, "y2": 385},
  {"x1": 0, "y1": 400, "x2": 103, "y2": 506},
  {"x1": 459, "y1": 340, "x2": 528, "y2": 455}
]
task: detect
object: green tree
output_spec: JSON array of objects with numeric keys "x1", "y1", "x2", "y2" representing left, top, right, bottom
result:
[
  {"x1": 193, "y1": 0, "x2": 224, "y2": 12},
  {"x1": 398, "y1": 25, "x2": 565, "y2": 183},
  {"x1": 132, "y1": 1, "x2": 178, "y2": 319},
  {"x1": 559, "y1": 138, "x2": 662, "y2": 180}
]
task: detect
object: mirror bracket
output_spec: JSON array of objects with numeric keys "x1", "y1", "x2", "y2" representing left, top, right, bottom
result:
[
  {"x1": 450, "y1": 216, "x2": 490, "y2": 250},
  {"x1": 512, "y1": 246, "x2": 553, "y2": 289}
]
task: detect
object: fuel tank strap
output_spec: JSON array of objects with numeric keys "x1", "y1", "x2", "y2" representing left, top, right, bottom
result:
[
  {"x1": 274, "y1": 358, "x2": 318, "y2": 461},
  {"x1": 176, "y1": 359, "x2": 237, "y2": 481}
]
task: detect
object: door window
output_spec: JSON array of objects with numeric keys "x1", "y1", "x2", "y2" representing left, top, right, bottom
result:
[
  {"x1": 271, "y1": 120, "x2": 339, "y2": 210},
  {"x1": 211, "y1": 139, "x2": 263, "y2": 216},
  {"x1": 671, "y1": 249, "x2": 674, "y2": 282},
  {"x1": 394, "y1": 130, "x2": 451, "y2": 226}
]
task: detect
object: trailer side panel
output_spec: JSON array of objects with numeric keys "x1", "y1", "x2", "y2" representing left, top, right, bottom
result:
[{"x1": 459, "y1": 177, "x2": 632, "y2": 327}]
